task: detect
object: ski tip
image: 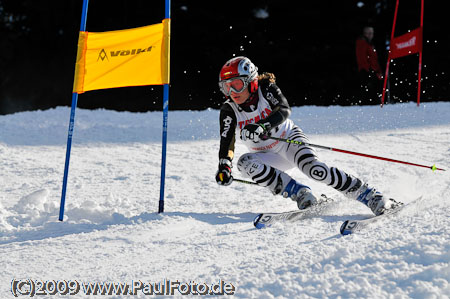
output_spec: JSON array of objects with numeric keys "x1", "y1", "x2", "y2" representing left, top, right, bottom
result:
[
  {"x1": 340, "y1": 220, "x2": 353, "y2": 235},
  {"x1": 254, "y1": 222, "x2": 266, "y2": 229},
  {"x1": 253, "y1": 214, "x2": 266, "y2": 229}
]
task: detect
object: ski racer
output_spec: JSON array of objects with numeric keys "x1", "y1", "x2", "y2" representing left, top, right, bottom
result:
[{"x1": 215, "y1": 56, "x2": 401, "y2": 215}]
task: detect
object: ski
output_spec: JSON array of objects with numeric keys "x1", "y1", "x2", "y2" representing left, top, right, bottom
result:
[
  {"x1": 253, "y1": 194, "x2": 334, "y2": 229},
  {"x1": 340, "y1": 202, "x2": 406, "y2": 235}
]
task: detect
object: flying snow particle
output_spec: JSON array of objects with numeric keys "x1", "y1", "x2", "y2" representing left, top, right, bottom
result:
[{"x1": 253, "y1": 8, "x2": 269, "y2": 19}]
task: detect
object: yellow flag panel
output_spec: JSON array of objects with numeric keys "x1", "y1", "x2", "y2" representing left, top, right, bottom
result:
[{"x1": 73, "y1": 19, "x2": 170, "y2": 93}]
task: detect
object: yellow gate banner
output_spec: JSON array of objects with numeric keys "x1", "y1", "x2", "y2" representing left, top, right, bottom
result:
[{"x1": 73, "y1": 19, "x2": 170, "y2": 93}]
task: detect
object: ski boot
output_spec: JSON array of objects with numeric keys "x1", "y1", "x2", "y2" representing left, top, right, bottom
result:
[
  {"x1": 356, "y1": 185, "x2": 403, "y2": 216},
  {"x1": 281, "y1": 179, "x2": 318, "y2": 210}
]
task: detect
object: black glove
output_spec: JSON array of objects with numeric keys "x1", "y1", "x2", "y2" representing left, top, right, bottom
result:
[
  {"x1": 215, "y1": 158, "x2": 233, "y2": 186},
  {"x1": 240, "y1": 123, "x2": 270, "y2": 142}
]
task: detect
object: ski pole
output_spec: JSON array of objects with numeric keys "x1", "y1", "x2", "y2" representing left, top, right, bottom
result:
[
  {"x1": 265, "y1": 136, "x2": 445, "y2": 172},
  {"x1": 232, "y1": 177, "x2": 258, "y2": 185}
]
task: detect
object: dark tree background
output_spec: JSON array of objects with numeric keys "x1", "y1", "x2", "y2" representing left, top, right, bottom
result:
[{"x1": 0, "y1": 0, "x2": 448, "y2": 115}]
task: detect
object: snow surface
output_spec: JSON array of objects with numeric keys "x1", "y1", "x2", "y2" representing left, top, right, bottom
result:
[{"x1": 0, "y1": 102, "x2": 449, "y2": 298}]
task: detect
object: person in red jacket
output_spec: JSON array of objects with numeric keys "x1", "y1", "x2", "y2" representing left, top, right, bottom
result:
[{"x1": 356, "y1": 26, "x2": 383, "y2": 104}]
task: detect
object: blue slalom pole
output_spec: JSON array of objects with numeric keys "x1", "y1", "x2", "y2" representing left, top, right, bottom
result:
[
  {"x1": 59, "y1": 0, "x2": 89, "y2": 221},
  {"x1": 159, "y1": 0, "x2": 171, "y2": 213},
  {"x1": 159, "y1": 85, "x2": 169, "y2": 213},
  {"x1": 165, "y1": 0, "x2": 171, "y2": 19}
]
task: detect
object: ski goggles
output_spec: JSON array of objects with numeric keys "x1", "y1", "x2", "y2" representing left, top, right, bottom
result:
[{"x1": 219, "y1": 77, "x2": 248, "y2": 96}]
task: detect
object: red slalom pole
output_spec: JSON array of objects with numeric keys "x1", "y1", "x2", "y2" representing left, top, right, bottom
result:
[
  {"x1": 267, "y1": 136, "x2": 445, "y2": 172},
  {"x1": 417, "y1": 0, "x2": 424, "y2": 106},
  {"x1": 382, "y1": 0, "x2": 400, "y2": 107}
]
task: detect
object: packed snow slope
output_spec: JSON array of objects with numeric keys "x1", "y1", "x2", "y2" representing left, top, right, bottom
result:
[{"x1": 1, "y1": 102, "x2": 449, "y2": 298}]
